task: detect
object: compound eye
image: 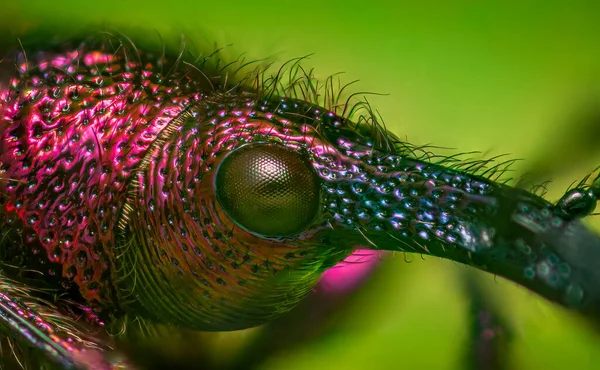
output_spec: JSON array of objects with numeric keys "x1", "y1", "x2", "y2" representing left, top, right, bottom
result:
[{"x1": 214, "y1": 143, "x2": 321, "y2": 237}]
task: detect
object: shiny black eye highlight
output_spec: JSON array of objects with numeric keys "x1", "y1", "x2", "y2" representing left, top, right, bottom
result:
[{"x1": 214, "y1": 143, "x2": 321, "y2": 237}]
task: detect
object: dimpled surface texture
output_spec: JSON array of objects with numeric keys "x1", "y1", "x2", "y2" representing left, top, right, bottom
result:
[{"x1": 0, "y1": 41, "x2": 205, "y2": 303}]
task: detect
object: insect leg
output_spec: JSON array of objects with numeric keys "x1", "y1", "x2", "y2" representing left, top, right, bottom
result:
[
  {"x1": 461, "y1": 272, "x2": 511, "y2": 370},
  {"x1": 0, "y1": 272, "x2": 134, "y2": 369}
]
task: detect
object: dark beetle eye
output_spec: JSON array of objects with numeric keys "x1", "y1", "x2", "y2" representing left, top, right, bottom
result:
[{"x1": 214, "y1": 143, "x2": 321, "y2": 237}]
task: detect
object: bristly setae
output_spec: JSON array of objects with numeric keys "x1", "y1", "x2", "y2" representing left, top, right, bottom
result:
[{"x1": 0, "y1": 29, "x2": 599, "y2": 369}]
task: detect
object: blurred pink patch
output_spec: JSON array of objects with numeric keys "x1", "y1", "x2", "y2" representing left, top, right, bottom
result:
[{"x1": 318, "y1": 250, "x2": 384, "y2": 294}]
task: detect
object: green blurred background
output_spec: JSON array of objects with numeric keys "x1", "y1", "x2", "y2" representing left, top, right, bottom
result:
[{"x1": 2, "y1": 1, "x2": 600, "y2": 369}]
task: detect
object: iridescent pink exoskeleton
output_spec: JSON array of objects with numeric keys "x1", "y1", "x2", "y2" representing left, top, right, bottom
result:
[{"x1": 0, "y1": 31, "x2": 599, "y2": 369}]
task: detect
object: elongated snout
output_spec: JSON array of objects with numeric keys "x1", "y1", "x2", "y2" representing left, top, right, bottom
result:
[{"x1": 320, "y1": 150, "x2": 600, "y2": 318}]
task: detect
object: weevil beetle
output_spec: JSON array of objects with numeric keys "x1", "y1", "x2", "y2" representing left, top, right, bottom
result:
[{"x1": 0, "y1": 30, "x2": 599, "y2": 369}]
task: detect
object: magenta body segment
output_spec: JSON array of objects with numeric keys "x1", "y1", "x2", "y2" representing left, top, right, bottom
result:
[{"x1": 0, "y1": 44, "x2": 203, "y2": 303}]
